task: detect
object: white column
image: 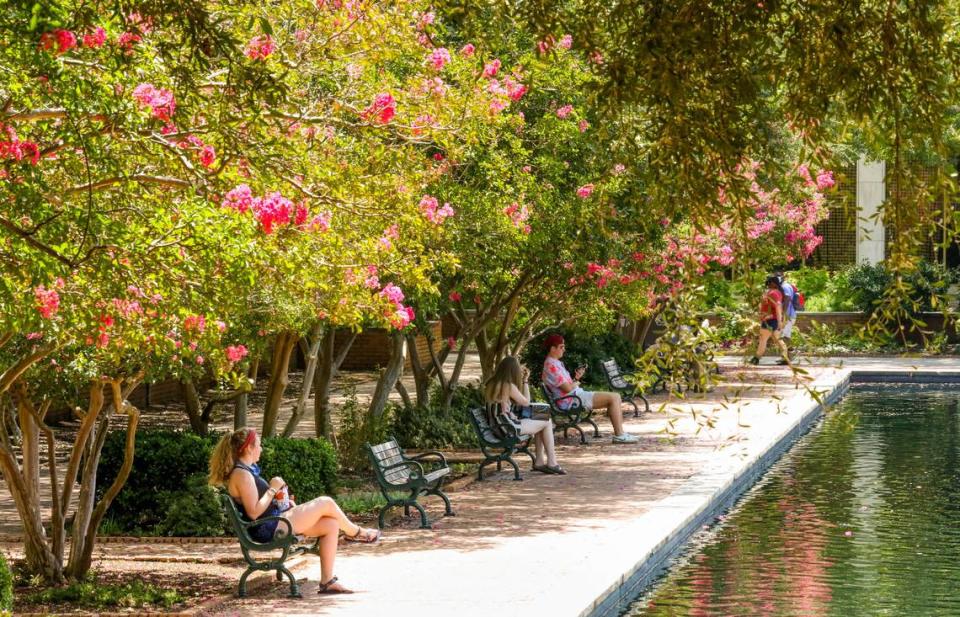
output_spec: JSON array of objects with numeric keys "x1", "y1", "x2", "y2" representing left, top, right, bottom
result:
[{"x1": 856, "y1": 158, "x2": 886, "y2": 264}]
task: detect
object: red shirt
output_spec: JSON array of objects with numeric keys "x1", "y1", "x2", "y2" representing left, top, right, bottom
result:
[{"x1": 761, "y1": 289, "x2": 783, "y2": 321}]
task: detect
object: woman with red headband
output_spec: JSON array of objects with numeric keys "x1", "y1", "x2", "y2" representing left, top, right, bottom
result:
[{"x1": 209, "y1": 427, "x2": 380, "y2": 594}]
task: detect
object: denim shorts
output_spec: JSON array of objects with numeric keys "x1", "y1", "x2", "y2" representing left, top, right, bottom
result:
[{"x1": 761, "y1": 318, "x2": 779, "y2": 331}]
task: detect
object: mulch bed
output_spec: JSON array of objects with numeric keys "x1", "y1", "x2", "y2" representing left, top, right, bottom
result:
[{"x1": 13, "y1": 567, "x2": 233, "y2": 616}]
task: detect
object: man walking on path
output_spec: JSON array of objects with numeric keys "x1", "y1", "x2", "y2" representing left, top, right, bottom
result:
[{"x1": 775, "y1": 270, "x2": 797, "y2": 365}]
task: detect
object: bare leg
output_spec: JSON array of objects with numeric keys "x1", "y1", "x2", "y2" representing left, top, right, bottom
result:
[
  {"x1": 283, "y1": 495, "x2": 361, "y2": 537},
  {"x1": 591, "y1": 392, "x2": 625, "y2": 436},
  {"x1": 538, "y1": 422, "x2": 558, "y2": 466},
  {"x1": 312, "y1": 517, "x2": 341, "y2": 586},
  {"x1": 756, "y1": 328, "x2": 772, "y2": 358},
  {"x1": 520, "y1": 418, "x2": 549, "y2": 466}
]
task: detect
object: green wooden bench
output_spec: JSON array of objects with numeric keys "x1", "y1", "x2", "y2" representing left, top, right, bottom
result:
[
  {"x1": 220, "y1": 492, "x2": 320, "y2": 598},
  {"x1": 601, "y1": 358, "x2": 650, "y2": 417},
  {"x1": 466, "y1": 405, "x2": 536, "y2": 481},
  {"x1": 366, "y1": 437, "x2": 454, "y2": 529},
  {"x1": 540, "y1": 384, "x2": 599, "y2": 444}
]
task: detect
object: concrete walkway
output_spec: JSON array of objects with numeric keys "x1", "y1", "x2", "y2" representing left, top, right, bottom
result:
[{"x1": 188, "y1": 356, "x2": 960, "y2": 617}]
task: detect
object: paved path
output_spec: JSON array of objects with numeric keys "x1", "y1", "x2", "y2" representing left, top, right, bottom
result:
[
  {"x1": 194, "y1": 356, "x2": 960, "y2": 617},
  {"x1": 5, "y1": 355, "x2": 960, "y2": 617}
]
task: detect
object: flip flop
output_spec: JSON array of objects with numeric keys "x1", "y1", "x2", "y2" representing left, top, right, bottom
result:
[
  {"x1": 317, "y1": 576, "x2": 354, "y2": 594},
  {"x1": 543, "y1": 465, "x2": 567, "y2": 475},
  {"x1": 344, "y1": 526, "x2": 382, "y2": 544}
]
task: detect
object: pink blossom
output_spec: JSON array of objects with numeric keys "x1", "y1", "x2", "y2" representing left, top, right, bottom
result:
[
  {"x1": 816, "y1": 170, "x2": 835, "y2": 190},
  {"x1": 199, "y1": 145, "x2": 216, "y2": 168},
  {"x1": 380, "y1": 283, "x2": 405, "y2": 305},
  {"x1": 183, "y1": 314, "x2": 206, "y2": 333},
  {"x1": 361, "y1": 92, "x2": 396, "y2": 124},
  {"x1": 294, "y1": 202, "x2": 309, "y2": 226},
  {"x1": 34, "y1": 285, "x2": 60, "y2": 319},
  {"x1": 578, "y1": 119, "x2": 590, "y2": 132},
  {"x1": 488, "y1": 98, "x2": 508, "y2": 114},
  {"x1": 449, "y1": 291, "x2": 462, "y2": 302},
  {"x1": 245, "y1": 35, "x2": 275, "y2": 60},
  {"x1": 117, "y1": 31, "x2": 141, "y2": 50},
  {"x1": 559, "y1": 34, "x2": 573, "y2": 49},
  {"x1": 576, "y1": 184, "x2": 594, "y2": 199},
  {"x1": 482, "y1": 59, "x2": 501, "y2": 78},
  {"x1": 503, "y1": 202, "x2": 531, "y2": 230},
  {"x1": 460, "y1": 43, "x2": 475, "y2": 57},
  {"x1": 503, "y1": 77, "x2": 527, "y2": 101},
  {"x1": 556, "y1": 104, "x2": 574, "y2": 119},
  {"x1": 26, "y1": 332, "x2": 42, "y2": 340},
  {"x1": 427, "y1": 47, "x2": 451, "y2": 70},
  {"x1": 132, "y1": 83, "x2": 176, "y2": 121},
  {"x1": 419, "y1": 195, "x2": 455, "y2": 224},
  {"x1": 82, "y1": 27, "x2": 107, "y2": 49},
  {"x1": 309, "y1": 210, "x2": 332, "y2": 232},
  {"x1": 418, "y1": 11, "x2": 435, "y2": 29},
  {"x1": 612, "y1": 163, "x2": 626, "y2": 175},
  {"x1": 226, "y1": 344, "x2": 249, "y2": 363},
  {"x1": 223, "y1": 184, "x2": 254, "y2": 213},
  {"x1": 39, "y1": 29, "x2": 77, "y2": 55},
  {"x1": 251, "y1": 192, "x2": 293, "y2": 234}
]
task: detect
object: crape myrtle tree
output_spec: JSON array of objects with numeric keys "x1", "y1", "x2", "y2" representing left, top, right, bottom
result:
[
  {"x1": 478, "y1": 0, "x2": 960, "y2": 342},
  {"x1": 0, "y1": 0, "x2": 488, "y2": 581}
]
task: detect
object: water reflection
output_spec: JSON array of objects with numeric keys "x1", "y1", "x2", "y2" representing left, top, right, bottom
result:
[{"x1": 629, "y1": 386, "x2": 960, "y2": 617}]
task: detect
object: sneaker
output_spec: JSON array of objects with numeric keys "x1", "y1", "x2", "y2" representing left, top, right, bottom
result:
[
  {"x1": 748, "y1": 356, "x2": 760, "y2": 365},
  {"x1": 776, "y1": 358, "x2": 790, "y2": 365},
  {"x1": 612, "y1": 433, "x2": 639, "y2": 444}
]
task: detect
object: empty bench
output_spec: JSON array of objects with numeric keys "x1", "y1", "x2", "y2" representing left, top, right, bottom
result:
[{"x1": 366, "y1": 437, "x2": 454, "y2": 529}]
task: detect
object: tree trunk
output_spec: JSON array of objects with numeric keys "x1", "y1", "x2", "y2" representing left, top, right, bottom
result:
[
  {"x1": 180, "y1": 378, "x2": 206, "y2": 435},
  {"x1": 66, "y1": 409, "x2": 110, "y2": 578},
  {"x1": 234, "y1": 356, "x2": 259, "y2": 430},
  {"x1": 282, "y1": 323, "x2": 323, "y2": 437},
  {"x1": 314, "y1": 329, "x2": 356, "y2": 440},
  {"x1": 262, "y1": 332, "x2": 298, "y2": 437},
  {"x1": 369, "y1": 332, "x2": 406, "y2": 418},
  {"x1": 405, "y1": 332, "x2": 432, "y2": 407}
]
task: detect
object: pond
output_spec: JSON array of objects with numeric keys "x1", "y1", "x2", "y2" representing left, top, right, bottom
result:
[{"x1": 627, "y1": 385, "x2": 960, "y2": 617}]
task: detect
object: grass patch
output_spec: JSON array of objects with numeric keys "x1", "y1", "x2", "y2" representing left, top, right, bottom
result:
[
  {"x1": 336, "y1": 490, "x2": 387, "y2": 515},
  {"x1": 26, "y1": 579, "x2": 182, "y2": 610}
]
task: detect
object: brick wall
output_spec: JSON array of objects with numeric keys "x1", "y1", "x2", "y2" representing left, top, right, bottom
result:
[{"x1": 335, "y1": 321, "x2": 442, "y2": 370}]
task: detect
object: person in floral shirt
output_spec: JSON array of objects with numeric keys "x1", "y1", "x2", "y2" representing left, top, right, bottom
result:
[{"x1": 541, "y1": 334, "x2": 639, "y2": 444}]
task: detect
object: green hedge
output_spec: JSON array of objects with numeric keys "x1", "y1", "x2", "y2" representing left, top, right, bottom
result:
[
  {"x1": 97, "y1": 429, "x2": 338, "y2": 536},
  {"x1": 0, "y1": 551, "x2": 11, "y2": 612}
]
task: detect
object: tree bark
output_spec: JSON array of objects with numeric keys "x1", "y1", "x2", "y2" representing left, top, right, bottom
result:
[
  {"x1": 180, "y1": 378, "x2": 206, "y2": 435},
  {"x1": 368, "y1": 332, "x2": 406, "y2": 418},
  {"x1": 282, "y1": 323, "x2": 323, "y2": 437},
  {"x1": 234, "y1": 356, "x2": 259, "y2": 430},
  {"x1": 262, "y1": 332, "x2": 298, "y2": 437},
  {"x1": 404, "y1": 332, "x2": 432, "y2": 407},
  {"x1": 314, "y1": 329, "x2": 355, "y2": 439}
]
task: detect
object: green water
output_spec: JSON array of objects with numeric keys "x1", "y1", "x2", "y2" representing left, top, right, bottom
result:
[{"x1": 628, "y1": 385, "x2": 960, "y2": 617}]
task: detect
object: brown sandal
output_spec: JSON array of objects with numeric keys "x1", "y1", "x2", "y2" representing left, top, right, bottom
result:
[
  {"x1": 317, "y1": 576, "x2": 353, "y2": 594},
  {"x1": 344, "y1": 526, "x2": 382, "y2": 544}
]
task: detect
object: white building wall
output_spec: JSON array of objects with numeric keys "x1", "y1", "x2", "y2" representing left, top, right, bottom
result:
[{"x1": 856, "y1": 158, "x2": 886, "y2": 264}]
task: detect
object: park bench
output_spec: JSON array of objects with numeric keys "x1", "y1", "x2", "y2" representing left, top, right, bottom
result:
[
  {"x1": 600, "y1": 358, "x2": 650, "y2": 417},
  {"x1": 366, "y1": 438, "x2": 454, "y2": 529},
  {"x1": 540, "y1": 384, "x2": 599, "y2": 444},
  {"x1": 466, "y1": 405, "x2": 536, "y2": 480},
  {"x1": 220, "y1": 492, "x2": 320, "y2": 599}
]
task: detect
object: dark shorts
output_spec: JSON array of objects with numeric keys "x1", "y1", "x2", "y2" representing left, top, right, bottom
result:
[{"x1": 761, "y1": 319, "x2": 779, "y2": 331}]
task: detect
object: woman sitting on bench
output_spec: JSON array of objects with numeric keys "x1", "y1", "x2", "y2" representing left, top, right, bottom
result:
[
  {"x1": 209, "y1": 428, "x2": 380, "y2": 594},
  {"x1": 484, "y1": 356, "x2": 565, "y2": 475}
]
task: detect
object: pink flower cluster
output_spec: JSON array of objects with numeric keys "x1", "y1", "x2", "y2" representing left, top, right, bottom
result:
[
  {"x1": 226, "y1": 344, "x2": 249, "y2": 363},
  {"x1": 556, "y1": 104, "x2": 574, "y2": 119},
  {"x1": 419, "y1": 195, "x2": 455, "y2": 224},
  {"x1": 361, "y1": 92, "x2": 396, "y2": 124},
  {"x1": 503, "y1": 202, "x2": 531, "y2": 233},
  {"x1": 179, "y1": 135, "x2": 216, "y2": 168},
  {"x1": 482, "y1": 59, "x2": 501, "y2": 78},
  {"x1": 39, "y1": 29, "x2": 77, "y2": 55},
  {"x1": 0, "y1": 126, "x2": 40, "y2": 165},
  {"x1": 380, "y1": 284, "x2": 415, "y2": 329},
  {"x1": 427, "y1": 47, "x2": 451, "y2": 70},
  {"x1": 245, "y1": 35, "x2": 275, "y2": 60},
  {"x1": 82, "y1": 27, "x2": 107, "y2": 48},
  {"x1": 460, "y1": 43, "x2": 475, "y2": 57},
  {"x1": 34, "y1": 282, "x2": 62, "y2": 319},
  {"x1": 132, "y1": 83, "x2": 176, "y2": 121},
  {"x1": 222, "y1": 185, "x2": 325, "y2": 234},
  {"x1": 576, "y1": 184, "x2": 594, "y2": 199}
]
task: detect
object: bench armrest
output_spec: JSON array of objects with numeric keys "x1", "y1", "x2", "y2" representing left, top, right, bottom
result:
[
  {"x1": 380, "y1": 459, "x2": 426, "y2": 478},
  {"x1": 551, "y1": 393, "x2": 583, "y2": 410},
  {"x1": 408, "y1": 451, "x2": 448, "y2": 466},
  {"x1": 237, "y1": 515, "x2": 295, "y2": 547}
]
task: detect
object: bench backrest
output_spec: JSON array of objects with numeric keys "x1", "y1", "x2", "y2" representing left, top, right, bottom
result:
[
  {"x1": 602, "y1": 359, "x2": 631, "y2": 390},
  {"x1": 220, "y1": 492, "x2": 253, "y2": 541},
  {"x1": 368, "y1": 439, "x2": 411, "y2": 485},
  {"x1": 467, "y1": 406, "x2": 501, "y2": 444}
]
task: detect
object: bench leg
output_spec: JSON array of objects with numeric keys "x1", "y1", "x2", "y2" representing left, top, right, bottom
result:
[
  {"x1": 435, "y1": 489, "x2": 454, "y2": 516},
  {"x1": 238, "y1": 567, "x2": 254, "y2": 598},
  {"x1": 478, "y1": 458, "x2": 493, "y2": 481},
  {"x1": 586, "y1": 417, "x2": 601, "y2": 438},
  {"x1": 379, "y1": 501, "x2": 400, "y2": 529},
  {"x1": 279, "y1": 565, "x2": 302, "y2": 598},
  {"x1": 640, "y1": 393, "x2": 650, "y2": 415},
  {"x1": 572, "y1": 424, "x2": 586, "y2": 445},
  {"x1": 411, "y1": 501, "x2": 431, "y2": 529},
  {"x1": 625, "y1": 398, "x2": 640, "y2": 418},
  {"x1": 506, "y1": 456, "x2": 522, "y2": 481}
]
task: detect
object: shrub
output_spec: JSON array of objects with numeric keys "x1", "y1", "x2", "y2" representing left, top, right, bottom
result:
[
  {"x1": 26, "y1": 579, "x2": 181, "y2": 610},
  {"x1": 388, "y1": 384, "x2": 480, "y2": 451},
  {"x1": 260, "y1": 436, "x2": 338, "y2": 500},
  {"x1": 98, "y1": 429, "x2": 338, "y2": 535},
  {"x1": 521, "y1": 328, "x2": 638, "y2": 391},
  {"x1": 336, "y1": 388, "x2": 392, "y2": 472},
  {"x1": 0, "y1": 551, "x2": 12, "y2": 612},
  {"x1": 844, "y1": 260, "x2": 958, "y2": 314},
  {"x1": 157, "y1": 473, "x2": 226, "y2": 537}
]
